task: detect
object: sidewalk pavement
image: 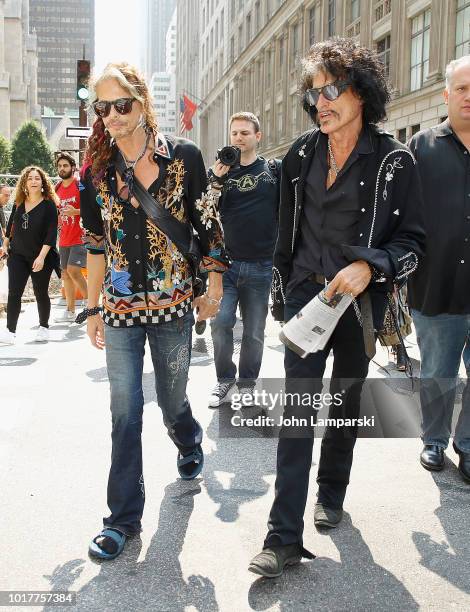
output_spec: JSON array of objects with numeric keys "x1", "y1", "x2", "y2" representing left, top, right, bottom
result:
[{"x1": 0, "y1": 300, "x2": 469, "y2": 611}]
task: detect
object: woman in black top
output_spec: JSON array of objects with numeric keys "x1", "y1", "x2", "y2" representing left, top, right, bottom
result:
[{"x1": 0, "y1": 166, "x2": 59, "y2": 345}]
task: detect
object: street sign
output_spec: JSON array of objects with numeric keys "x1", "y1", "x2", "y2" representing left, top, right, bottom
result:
[{"x1": 66, "y1": 126, "x2": 92, "y2": 139}]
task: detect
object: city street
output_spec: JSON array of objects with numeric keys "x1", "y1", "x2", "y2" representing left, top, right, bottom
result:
[{"x1": 1, "y1": 300, "x2": 469, "y2": 611}]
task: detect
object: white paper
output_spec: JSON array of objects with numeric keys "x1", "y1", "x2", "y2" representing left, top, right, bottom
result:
[{"x1": 279, "y1": 290, "x2": 353, "y2": 358}]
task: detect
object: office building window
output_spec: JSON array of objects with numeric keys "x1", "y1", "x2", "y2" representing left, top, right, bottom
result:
[
  {"x1": 277, "y1": 102, "x2": 283, "y2": 137},
  {"x1": 255, "y1": 1, "x2": 260, "y2": 31},
  {"x1": 456, "y1": 0, "x2": 470, "y2": 58},
  {"x1": 411, "y1": 124, "x2": 420, "y2": 136},
  {"x1": 292, "y1": 94, "x2": 298, "y2": 133},
  {"x1": 376, "y1": 34, "x2": 391, "y2": 78},
  {"x1": 350, "y1": 0, "x2": 360, "y2": 22},
  {"x1": 410, "y1": 10, "x2": 430, "y2": 91},
  {"x1": 265, "y1": 109, "x2": 271, "y2": 142},
  {"x1": 266, "y1": 49, "x2": 272, "y2": 84},
  {"x1": 397, "y1": 128, "x2": 406, "y2": 143},
  {"x1": 309, "y1": 6, "x2": 316, "y2": 46},
  {"x1": 291, "y1": 22, "x2": 299, "y2": 66},
  {"x1": 266, "y1": 0, "x2": 272, "y2": 20},
  {"x1": 247, "y1": 13, "x2": 251, "y2": 43},
  {"x1": 328, "y1": 0, "x2": 336, "y2": 37},
  {"x1": 279, "y1": 36, "x2": 284, "y2": 69}
]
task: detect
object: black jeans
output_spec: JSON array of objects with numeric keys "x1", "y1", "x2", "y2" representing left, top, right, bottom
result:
[
  {"x1": 7, "y1": 252, "x2": 53, "y2": 333},
  {"x1": 265, "y1": 279, "x2": 370, "y2": 548}
]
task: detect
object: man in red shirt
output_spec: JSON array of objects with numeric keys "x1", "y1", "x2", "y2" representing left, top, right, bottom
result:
[{"x1": 54, "y1": 153, "x2": 88, "y2": 322}]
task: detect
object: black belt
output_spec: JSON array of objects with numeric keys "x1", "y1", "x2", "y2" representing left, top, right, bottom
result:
[{"x1": 307, "y1": 273, "x2": 376, "y2": 359}]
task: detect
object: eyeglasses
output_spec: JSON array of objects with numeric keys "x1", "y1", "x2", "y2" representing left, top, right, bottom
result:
[
  {"x1": 22, "y1": 212, "x2": 29, "y2": 230},
  {"x1": 304, "y1": 79, "x2": 351, "y2": 107},
  {"x1": 92, "y1": 97, "x2": 135, "y2": 118}
]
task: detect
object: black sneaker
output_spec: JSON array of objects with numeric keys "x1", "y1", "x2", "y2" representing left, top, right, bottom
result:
[{"x1": 208, "y1": 381, "x2": 236, "y2": 408}]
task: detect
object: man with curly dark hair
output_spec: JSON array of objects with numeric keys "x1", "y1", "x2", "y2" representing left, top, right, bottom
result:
[{"x1": 249, "y1": 38, "x2": 426, "y2": 578}]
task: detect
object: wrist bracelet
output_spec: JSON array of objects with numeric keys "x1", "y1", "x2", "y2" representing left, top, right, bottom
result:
[
  {"x1": 367, "y1": 262, "x2": 382, "y2": 281},
  {"x1": 206, "y1": 296, "x2": 221, "y2": 306},
  {"x1": 75, "y1": 306, "x2": 102, "y2": 324}
]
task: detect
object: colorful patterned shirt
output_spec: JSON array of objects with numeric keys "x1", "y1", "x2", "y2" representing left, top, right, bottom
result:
[{"x1": 80, "y1": 133, "x2": 229, "y2": 327}]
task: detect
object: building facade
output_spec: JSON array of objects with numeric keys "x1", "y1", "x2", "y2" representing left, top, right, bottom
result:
[
  {"x1": 195, "y1": 0, "x2": 469, "y2": 162},
  {"x1": 0, "y1": 0, "x2": 40, "y2": 140},
  {"x1": 150, "y1": 72, "x2": 177, "y2": 135},
  {"x1": 149, "y1": 8, "x2": 177, "y2": 136},
  {"x1": 175, "y1": 0, "x2": 202, "y2": 147},
  {"x1": 142, "y1": 0, "x2": 176, "y2": 78},
  {"x1": 29, "y1": 0, "x2": 95, "y2": 116}
]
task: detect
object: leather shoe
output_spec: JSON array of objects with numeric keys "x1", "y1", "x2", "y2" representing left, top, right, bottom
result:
[
  {"x1": 420, "y1": 444, "x2": 445, "y2": 471},
  {"x1": 453, "y1": 442, "x2": 470, "y2": 483},
  {"x1": 248, "y1": 543, "x2": 315, "y2": 578},
  {"x1": 314, "y1": 503, "x2": 343, "y2": 528}
]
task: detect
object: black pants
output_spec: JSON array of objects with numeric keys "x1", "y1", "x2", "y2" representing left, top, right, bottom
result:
[
  {"x1": 265, "y1": 279, "x2": 370, "y2": 548},
  {"x1": 7, "y1": 252, "x2": 53, "y2": 333}
]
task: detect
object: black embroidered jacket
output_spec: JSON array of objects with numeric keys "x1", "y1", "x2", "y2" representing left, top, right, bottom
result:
[
  {"x1": 271, "y1": 125, "x2": 426, "y2": 323},
  {"x1": 80, "y1": 133, "x2": 229, "y2": 327}
]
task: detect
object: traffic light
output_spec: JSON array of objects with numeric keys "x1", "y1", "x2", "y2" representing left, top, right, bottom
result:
[{"x1": 77, "y1": 59, "x2": 91, "y2": 101}]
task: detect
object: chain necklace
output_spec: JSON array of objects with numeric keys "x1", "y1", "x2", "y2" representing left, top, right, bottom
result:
[
  {"x1": 120, "y1": 131, "x2": 151, "y2": 170},
  {"x1": 327, "y1": 137, "x2": 340, "y2": 179}
]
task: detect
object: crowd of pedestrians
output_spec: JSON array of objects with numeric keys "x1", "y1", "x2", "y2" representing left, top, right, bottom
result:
[{"x1": 0, "y1": 40, "x2": 468, "y2": 576}]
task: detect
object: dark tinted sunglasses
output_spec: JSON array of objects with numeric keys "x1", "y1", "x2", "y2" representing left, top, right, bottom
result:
[
  {"x1": 305, "y1": 79, "x2": 351, "y2": 107},
  {"x1": 92, "y1": 97, "x2": 135, "y2": 118}
]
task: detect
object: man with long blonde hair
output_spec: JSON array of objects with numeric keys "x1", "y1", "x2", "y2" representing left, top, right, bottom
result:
[{"x1": 80, "y1": 63, "x2": 229, "y2": 560}]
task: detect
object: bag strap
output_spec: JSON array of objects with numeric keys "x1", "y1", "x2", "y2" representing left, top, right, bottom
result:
[{"x1": 114, "y1": 153, "x2": 191, "y2": 255}]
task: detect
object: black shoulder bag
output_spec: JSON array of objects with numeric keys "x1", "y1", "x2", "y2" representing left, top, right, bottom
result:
[{"x1": 115, "y1": 155, "x2": 204, "y2": 297}]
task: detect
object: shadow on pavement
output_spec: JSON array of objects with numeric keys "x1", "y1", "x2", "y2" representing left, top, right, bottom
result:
[
  {"x1": 203, "y1": 410, "x2": 277, "y2": 523},
  {"x1": 44, "y1": 481, "x2": 218, "y2": 612},
  {"x1": 0, "y1": 357, "x2": 37, "y2": 366},
  {"x1": 248, "y1": 514, "x2": 419, "y2": 611},
  {"x1": 412, "y1": 467, "x2": 470, "y2": 597}
]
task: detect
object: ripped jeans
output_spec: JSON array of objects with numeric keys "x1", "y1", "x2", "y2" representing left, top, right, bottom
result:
[{"x1": 102, "y1": 310, "x2": 202, "y2": 535}]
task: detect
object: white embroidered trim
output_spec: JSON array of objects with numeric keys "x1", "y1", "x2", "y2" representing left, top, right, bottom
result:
[
  {"x1": 291, "y1": 178, "x2": 299, "y2": 253},
  {"x1": 369, "y1": 149, "x2": 415, "y2": 248},
  {"x1": 272, "y1": 266, "x2": 286, "y2": 304},
  {"x1": 395, "y1": 251, "x2": 418, "y2": 281}
]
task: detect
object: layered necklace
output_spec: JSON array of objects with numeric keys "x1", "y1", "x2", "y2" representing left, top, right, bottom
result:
[{"x1": 119, "y1": 131, "x2": 151, "y2": 197}]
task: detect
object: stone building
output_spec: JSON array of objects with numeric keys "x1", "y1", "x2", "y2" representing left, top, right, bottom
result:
[
  {"x1": 191, "y1": 0, "x2": 469, "y2": 162},
  {"x1": 0, "y1": 0, "x2": 40, "y2": 140}
]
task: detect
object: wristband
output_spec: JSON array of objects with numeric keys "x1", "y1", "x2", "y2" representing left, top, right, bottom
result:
[
  {"x1": 367, "y1": 262, "x2": 383, "y2": 281},
  {"x1": 75, "y1": 306, "x2": 102, "y2": 324},
  {"x1": 205, "y1": 296, "x2": 221, "y2": 306},
  {"x1": 207, "y1": 168, "x2": 228, "y2": 188}
]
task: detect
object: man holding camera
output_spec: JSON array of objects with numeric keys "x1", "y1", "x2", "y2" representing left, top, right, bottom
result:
[{"x1": 208, "y1": 112, "x2": 280, "y2": 407}]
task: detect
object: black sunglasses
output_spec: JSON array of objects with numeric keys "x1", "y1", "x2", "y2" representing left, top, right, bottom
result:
[
  {"x1": 305, "y1": 79, "x2": 351, "y2": 107},
  {"x1": 92, "y1": 97, "x2": 135, "y2": 118}
]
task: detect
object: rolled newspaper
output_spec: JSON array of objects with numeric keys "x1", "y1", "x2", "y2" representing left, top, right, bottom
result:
[{"x1": 279, "y1": 290, "x2": 353, "y2": 358}]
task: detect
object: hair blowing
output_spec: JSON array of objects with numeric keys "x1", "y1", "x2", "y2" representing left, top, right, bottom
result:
[
  {"x1": 300, "y1": 37, "x2": 391, "y2": 125},
  {"x1": 84, "y1": 63, "x2": 158, "y2": 182}
]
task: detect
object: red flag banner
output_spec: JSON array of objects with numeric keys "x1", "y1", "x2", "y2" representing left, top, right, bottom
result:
[{"x1": 181, "y1": 94, "x2": 197, "y2": 132}]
